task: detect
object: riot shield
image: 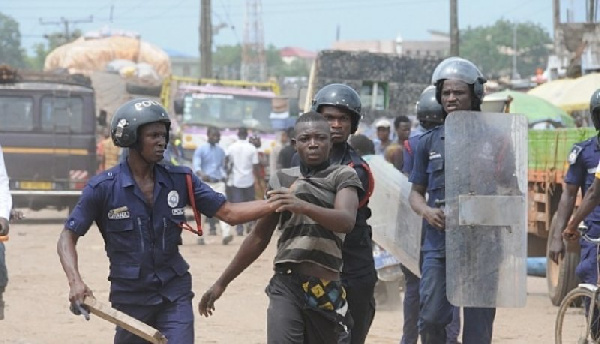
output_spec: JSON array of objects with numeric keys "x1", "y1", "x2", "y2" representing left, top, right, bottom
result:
[
  {"x1": 445, "y1": 111, "x2": 527, "y2": 308},
  {"x1": 364, "y1": 155, "x2": 423, "y2": 277}
]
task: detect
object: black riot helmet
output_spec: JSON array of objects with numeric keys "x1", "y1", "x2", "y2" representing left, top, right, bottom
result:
[
  {"x1": 311, "y1": 83, "x2": 362, "y2": 134},
  {"x1": 590, "y1": 89, "x2": 600, "y2": 130},
  {"x1": 432, "y1": 57, "x2": 487, "y2": 107},
  {"x1": 416, "y1": 86, "x2": 444, "y2": 125},
  {"x1": 111, "y1": 98, "x2": 171, "y2": 148}
]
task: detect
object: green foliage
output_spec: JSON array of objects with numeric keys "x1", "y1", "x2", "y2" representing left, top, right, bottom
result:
[
  {"x1": 0, "y1": 12, "x2": 25, "y2": 67},
  {"x1": 26, "y1": 29, "x2": 83, "y2": 71},
  {"x1": 460, "y1": 19, "x2": 551, "y2": 78}
]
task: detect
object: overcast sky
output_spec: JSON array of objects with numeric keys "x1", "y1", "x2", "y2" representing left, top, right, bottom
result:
[{"x1": 3, "y1": 0, "x2": 591, "y2": 57}]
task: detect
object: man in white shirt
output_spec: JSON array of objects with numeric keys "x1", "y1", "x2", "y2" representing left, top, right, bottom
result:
[
  {"x1": 225, "y1": 128, "x2": 260, "y2": 236},
  {"x1": 0, "y1": 145, "x2": 13, "y2": 320}
]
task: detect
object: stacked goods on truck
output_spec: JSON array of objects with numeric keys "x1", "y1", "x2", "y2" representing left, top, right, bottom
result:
[{"x1": 44, "y1": 29, "x2": 171, "y2": 126}]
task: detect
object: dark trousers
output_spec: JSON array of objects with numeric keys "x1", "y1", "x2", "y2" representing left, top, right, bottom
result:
[
  {"x1": 113, "y1": 292, "x2": 194, "y2": 344},
  {"x1": 230, "y1": 185, "x2": 256, "y2": 233},
  {"x1": 266, "y1": 273, "x2": 342, "y2": 344},
  {"x1": 419, "y1": 254, "x2": 495, "y2": 344},
  {"x1": 401, "y1": 264, "x2": 461, "y2": 344},
  {"x1": 339, "y1": 275, "x2": 376, "y2": 344},
  {"x1": 0, "y1": 242, "x2": 7, "y2": 293}
]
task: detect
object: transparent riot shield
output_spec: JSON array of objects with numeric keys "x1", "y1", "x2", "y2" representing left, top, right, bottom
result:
[
  {"x1": 364, "y1": 155, "x2": 423, "y2": 277},
  {"x1": 445, "y1": 111, "x2": 527, "y2": 308}
]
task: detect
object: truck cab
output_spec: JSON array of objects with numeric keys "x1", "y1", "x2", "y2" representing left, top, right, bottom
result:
[{"x1": 0, "y1": 67, "x2": 97, "y2": 212}]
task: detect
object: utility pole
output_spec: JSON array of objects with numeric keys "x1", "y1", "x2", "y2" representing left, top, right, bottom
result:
[
  {"x1": 553, "y1": 0, "x2": 561, "y2": 57},
  {"x1": 512, "y1": 24, "x2": 518, "y2": 79},
  {"x1": 39, "y1": 16, "x2": 93, "y2": 43},
  {"x1": 588, "y1": 0, "x2": 597, "y2": 22},
  {"x1": 450, "y1": 0, "x2": 459, "y2": 56},
  {"x1": 200, "y1": 0, "x2": 213, "y2": 78}
]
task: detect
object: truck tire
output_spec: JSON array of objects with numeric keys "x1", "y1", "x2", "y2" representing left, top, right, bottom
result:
[
  {"x1": 546, "y1": 213, "x2": 580, "y2": 306},
  {"x1": 125, "y1": 82, "x2": 162, "y2": 97}
]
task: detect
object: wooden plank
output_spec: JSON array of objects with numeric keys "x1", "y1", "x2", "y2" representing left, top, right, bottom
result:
[
  {"x1": 533, "y1": 193, "x2": 548, "y2": 203},
  {"x1": 82, "y1": 296, "x2": 168, "y2": 344}
]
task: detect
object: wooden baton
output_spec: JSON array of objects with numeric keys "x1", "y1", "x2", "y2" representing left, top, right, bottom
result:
[{"x1": 82, "y1": 296, "x2": 168, "y2": 344}]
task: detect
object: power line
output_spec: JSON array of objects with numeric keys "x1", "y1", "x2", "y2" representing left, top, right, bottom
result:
[{"x1": 38, "y1": 15, "x2": 94, "y2": 42}]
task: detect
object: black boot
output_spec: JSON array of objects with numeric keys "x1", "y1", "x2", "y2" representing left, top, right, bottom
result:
[{"x1": 420, "y1": 328, "x2": 447, "y2": 344}]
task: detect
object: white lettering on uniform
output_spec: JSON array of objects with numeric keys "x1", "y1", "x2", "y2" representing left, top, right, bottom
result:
[
  {"x1": 172, "y1": 208, "x2": 184, "y2": 216},
  {"x1": 108, "y1": 206, "x2": 130, "y2": 219}
]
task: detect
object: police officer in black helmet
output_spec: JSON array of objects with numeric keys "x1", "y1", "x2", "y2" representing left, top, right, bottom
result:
[
  {"x1": 57, "y1": 98, "x2": 278, "y2": 343},
  {"x1": 401, "y1": 85, "x2": 460, "y2": 344},
  {"x1": 306, "y1": 83, "x2": 377, "y2": 344},
  {"x1": 409, "y1": 58, "x2": 496, "y2": 344}
]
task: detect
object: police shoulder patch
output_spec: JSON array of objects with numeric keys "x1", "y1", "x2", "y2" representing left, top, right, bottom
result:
[
  {"x1": 568, "y1": 145, "x2": 583, "y2": 165},
  {"x1": 89, "y1": 170, "x2": 116, "y2": 187}
]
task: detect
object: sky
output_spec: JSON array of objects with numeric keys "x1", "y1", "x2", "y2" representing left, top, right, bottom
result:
[{"x1": 2, "y1": 0, "x2": 592, "y2": 57}]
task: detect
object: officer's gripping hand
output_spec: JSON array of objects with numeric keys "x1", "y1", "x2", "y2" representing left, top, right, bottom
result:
[
  {"x1": 562, "y1": 224, "x2": 581, "y2": 242},
  {"x1": 0, "y1": 217, "x2": 9, "y2": 236},
  {"x1": 199, "y1": 282, "x2": 226, "y2": 317},
  {"x1": 68, "y1": 280, "x2": 93, "y2": 320},
  {"x1": 549, "y1": 230, "x2": 565, "y2": 264},
  {"x1": 423, "y1": 207, "x2": 445, "y2": 230},
  {"x1": 266, "y1": 188, "x2": 306, "y2": 214}
]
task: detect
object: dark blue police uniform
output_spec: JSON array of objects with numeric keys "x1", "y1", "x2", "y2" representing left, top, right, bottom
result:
[
  {"x1": 66, "y1": 161, "x2": 226, "y2": 343},
  {"x1": 565, "y1": 137, "x2": 600, "y2": 284},
  {"x1": 409, "y1": 126, "x2": 495, "y2": 344},
  {"x1": 401, "y1": 133, "x2": 460, "y2": 344}
]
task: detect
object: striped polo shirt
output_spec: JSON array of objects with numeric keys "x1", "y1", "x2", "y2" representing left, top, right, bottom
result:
[{"x1": 269, "y1": 164, "x2": 363, "y2": 272}]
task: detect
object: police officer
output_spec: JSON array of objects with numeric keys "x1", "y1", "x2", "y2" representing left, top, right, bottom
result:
[
  {"x1": 310, "y1": 83, "x2": 377, "y2": 344},
  {"x1": 409, "y1": 57, "x2": 495, "y2": 344},
  {"x1": 57, "y1": 98, "x2": 278, "y2": 344},
  {"x1": 560, "y1": 89, "x2": 600, "y2": 276},
  {"x1": 401, "y1": 86, "x2": 460, "y2": 344}
]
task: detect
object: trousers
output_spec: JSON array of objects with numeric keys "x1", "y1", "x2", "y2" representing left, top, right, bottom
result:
[
  {"x1": 419, "y1": 254, "x2": 495, "y2": 344},
  {"x1": 113, "y1": 292, "x2": 194, "y2": 344}
]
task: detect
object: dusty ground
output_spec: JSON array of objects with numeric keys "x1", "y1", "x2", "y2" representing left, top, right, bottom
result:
[{"x1": 1, "y1": 210, "x2": 560, "y2": 343}]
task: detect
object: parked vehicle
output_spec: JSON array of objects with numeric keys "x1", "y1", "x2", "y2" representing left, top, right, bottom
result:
[{"x1": 0, "y1": 66, "x2": 98, "y2": 212}]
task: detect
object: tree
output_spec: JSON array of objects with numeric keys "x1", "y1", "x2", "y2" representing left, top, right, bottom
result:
[
  {"x1": 0, "y1": 12, "x2": 25, "y2": 67},
  {"x1": 26, "y1": 29, "x2": 83, "y2": 71},
  {"x1": 212, "y1": 44, "x2": 309, "y2": 80},
  {"x1": 460, "y1": 19, "x2": 551, "y2": 78}
]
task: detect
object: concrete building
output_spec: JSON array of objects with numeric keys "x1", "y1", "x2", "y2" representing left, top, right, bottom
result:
[{"x1": 331, "y1": 30, "x2": 449, "y2": 58}]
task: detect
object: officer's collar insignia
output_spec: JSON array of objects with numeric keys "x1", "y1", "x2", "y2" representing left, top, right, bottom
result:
[
  {"x1": 108, "y1": 206, "x2": 130, "y2": 220},
  {"x1": 168, "y1": 190, "x2": 179, "y2": 208}
]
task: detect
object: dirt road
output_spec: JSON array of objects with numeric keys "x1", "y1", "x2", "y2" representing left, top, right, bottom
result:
[{"x1": 1, "y1": 210, "x2": 558, "y2": 343}]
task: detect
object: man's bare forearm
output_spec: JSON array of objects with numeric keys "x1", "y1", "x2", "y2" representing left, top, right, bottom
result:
[{"x1": 57, "y1": 229, "x2": 83, "y2": 287}]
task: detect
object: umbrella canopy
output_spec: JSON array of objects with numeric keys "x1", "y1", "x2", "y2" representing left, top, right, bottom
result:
[
  {"x1": 482, "y1": 90, "x2": 575, "y2": 128},
  {"x1": 528, "y1": 73, "x2": 600, "y2": 113},
  {"x1": 527, "y1": 78, "x2": 574, "y2": 104}
]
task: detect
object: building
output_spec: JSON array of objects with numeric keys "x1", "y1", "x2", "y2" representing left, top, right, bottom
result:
[
  {"x1": 331, "y1": 30, "x2": 449, "y2": 58},
  {"x1": 166, "y1": 49, "x2": 201, "y2": 78},
  {"x1": 279, "y1": 47, "x2": 317, "y2": 65}
]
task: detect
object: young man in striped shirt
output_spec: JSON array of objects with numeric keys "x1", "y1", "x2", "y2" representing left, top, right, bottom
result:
[{"x1": 199, "y1": 111, "x2": 363, "y2": 343}]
